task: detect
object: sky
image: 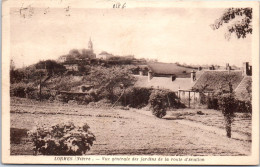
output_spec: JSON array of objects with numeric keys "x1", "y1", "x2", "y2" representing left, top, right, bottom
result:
[{"x1": 10, "y1": 7, "x2": 252, "y2": 68}]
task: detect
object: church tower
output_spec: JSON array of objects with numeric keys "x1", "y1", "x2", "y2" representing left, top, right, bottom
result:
[{"x1": 88, "y1": 38, "x2": 93, "y2": 51}]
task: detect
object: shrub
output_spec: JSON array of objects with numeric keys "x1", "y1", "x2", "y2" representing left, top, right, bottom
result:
[
  {"x1": 165, "y1": 90, "x2": 185, "y2": 109},
  {"x1": 206, "y1": 94, "x2": 252, "y2": 114},
  {"x1": 207, "y1": 95, "x2": 219, "y2": 110},
  {"x1": 27, "y1": 122, "x2": 95, "y2": 155},
  {"x1": 26, "y1": 89, "x2": 38, "y2": 99},
  {"x1": 10, "y1": 69, "x2": 26, "y2": 84},
  {"x1": 11, "y1": 83, "x2": 36, "y2": 98},
  {"x1": 149, "y1": 90, "x2": 168, "y2": 118},
  {"x1": 10, "y1": 83, "x2": 27, "y2": 98},
  {"x1": 39, "y1": 91, "x2": 53, "y2": 100},
  {"x1": 122, "y1": 87, "x2": 153, "y2": 108},
  {"x1": 74, "y1": 95, "x2": 95, "y2": 105},
  {"x1": 56, "y1": 94, "x2": 71, "y2": 103},
  {"x1": 199, "y1": 92, "x2": 207, "y2": 105},
  {"x1": 88, "y1": 89, "x2": 100, "y2": 101},
  {"x1": 236, "y1": 100, "x2": 252, "y2": 113},
  {"x1": 149, "y1": 89, "x2": 184, "y2": 118}
]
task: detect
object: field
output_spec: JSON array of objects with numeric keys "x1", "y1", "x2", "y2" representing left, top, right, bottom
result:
[{"x1": 10, "y1": 98, "x2": 251, "y2": 156}]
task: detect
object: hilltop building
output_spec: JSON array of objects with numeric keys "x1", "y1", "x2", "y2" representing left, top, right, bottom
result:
[
  {"x1": 58, "y1": 55, "x2": 67, "y2": 63},
  {"x1": 97, "y1": 51, "x2": 114, "y2": 60},
  {"x1": 57, "y1": 38, "x2": 96, "y2": 63}
]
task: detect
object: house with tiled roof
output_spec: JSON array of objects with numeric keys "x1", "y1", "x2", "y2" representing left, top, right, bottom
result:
[
  {"x1": 191, "y1": 70, "x2": 244, "y2": 92},
  {"x1": 135, "y1": 75, "x2": 193, "y2": 91},
  {"x1": 147, "y1": 62, "x2": 195, "y2": 78},
  {"x1": 191, "y1": 62, "x2": 252, "y2": 101},
  {"x1": 134, "y1": 62, "x2": 197, "y2": 92},
  {"x1": 135, "y1": 62, "x2": 252, "y2": 106},
  {"x1": 234, "y1": 76, "x2": 252, "y2": 101}
]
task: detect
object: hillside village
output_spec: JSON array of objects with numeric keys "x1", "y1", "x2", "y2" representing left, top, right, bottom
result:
[
  {"x1": 56, "y1": 39, "x2": 252, "y2": 106},
  {"x1": 10, "y1": 38, "x2": 252, "y2": 108}
]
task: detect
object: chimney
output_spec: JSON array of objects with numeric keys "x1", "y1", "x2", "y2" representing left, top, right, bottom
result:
[
  {"x1": 148, "y1": 71, "x2": 153, "y2": 82},
  {"x1": 242, "y1": 62, "x2": 249, "y2": 76},
  {"x1": 191, "y1": 70, "x2": 196, "y2": 83},
  {"x1": 171, "y1": 74, "x2": 176, "y2": 81},
  {"x1": 249, "y1": 65, "x2": 252, "y2": 76}
]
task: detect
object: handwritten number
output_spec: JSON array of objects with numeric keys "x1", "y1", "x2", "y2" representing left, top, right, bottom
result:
[
  {"x1": 113, "y1": 2, "x2": 126, "y2": 9},
  {"x1": 122, "y1": 3, "x2": 126, "y2": 9}
]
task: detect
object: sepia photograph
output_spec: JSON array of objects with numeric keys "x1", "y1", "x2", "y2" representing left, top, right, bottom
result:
[{"x1": 2, "y1": 0, "x2": 259, "y2": 165}]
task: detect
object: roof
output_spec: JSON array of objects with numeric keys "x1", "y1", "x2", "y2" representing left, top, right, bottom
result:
[
  {"x1": 99, "y1": 51, "x2": 113, "y2": 56},
  {"x1": 134, "y1": 75, "x2": 192, "y2": 91},
  {"x1": 147, "y1": 62, "x2": 195, "y2": 78},
  {"x1": 235, "y1": 76, "x2": 252, "y2": 101},
  {"x1": 192, "y1": 70, "x2": 244, "y2": 92}
]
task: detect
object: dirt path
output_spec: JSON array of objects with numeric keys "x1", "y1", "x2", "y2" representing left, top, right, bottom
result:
[
  {"x1": 118, "y1": 109, "x2": 251, "y2": 156},
  {"x1": 133, "y1": 109, "x2": 251, "y2": 141}
]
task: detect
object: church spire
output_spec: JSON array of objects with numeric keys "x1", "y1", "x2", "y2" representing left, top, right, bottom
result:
[{"x1": 88, "y1": 37, "x2": 93, "y2": 51}]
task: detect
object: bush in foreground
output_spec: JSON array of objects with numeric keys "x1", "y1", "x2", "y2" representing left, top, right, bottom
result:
[{"x1": 28, "y1": 122, "x2": 95, "y2": 155}]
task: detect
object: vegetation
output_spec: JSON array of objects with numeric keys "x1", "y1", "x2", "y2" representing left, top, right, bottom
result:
[
  {"x1": 27, "y1": 122, "x2": 95, "y2": 155},
  {"x1": 86, "y1": 66, "x2": 136, "y2": 102},
  {"x1": 149, "y1": 89, "x2": 184, "y2": 118},
  {"x1": 206, "y1": 78, "x2": 252, "y2": 138},
  {"x1": 218, "y1": 93, "x2": 236, "y2": 138},
  {"x1": 149, "y1": 90, "x2": 168, "y2": 118},
  {"x1": 35, "y1": 60, "x2": 66, "y2": 75},
  {"x1": 122, "y1": 87, "x2": 153, "y2": 108},
  {"x1": 67, "y1": 48, "x2": 96, "y2": 60},
  {"x1": 211, "y1": 8, "x2": 252, "y2": 40}
]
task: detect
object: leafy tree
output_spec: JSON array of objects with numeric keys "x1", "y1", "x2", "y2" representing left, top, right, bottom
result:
[
  {"x1": 215, "y1": 76, "x2": 238, "y2": 138},
  {"x1": 81, "y1": 49, "x2": 96, "y2": 59},
  {"x1": 87, "y1": 66, "x2": 136, "y2": 102},
  {"x1": 69, "y1": 49, "x2": 81, "y2": 58},
  {"x1": 218, "y1": 93, "x2": 236, "y2": 138},
  {"x1": 211, "y1": 8, "x2": 252, "y2": 40},
  {"x1": 35, "y1": 60, "x2": 66, "y2": 75}
]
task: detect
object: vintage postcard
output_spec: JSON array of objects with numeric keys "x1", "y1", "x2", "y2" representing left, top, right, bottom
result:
[{"x1": 2, "y1": 0, "x2": 259, "y2": 165}]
